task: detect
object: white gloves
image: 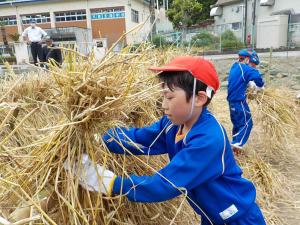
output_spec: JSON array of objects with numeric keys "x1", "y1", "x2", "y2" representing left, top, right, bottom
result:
[
  {"x1": 248, "y1": 81, "x2": 257, "y2": 89},
  {"x1": 256, "y1": 86, "x2": 265, "y2": 91},
  {"x1": 248, "y1": 81, "x2": 264, "y2": 93},
  {"x1": 64, "y1": 154, "x2": 116, "y2": 196}
]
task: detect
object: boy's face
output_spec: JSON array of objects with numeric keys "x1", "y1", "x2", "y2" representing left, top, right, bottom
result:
[
  {"x1": 46, "y1": 40, "x2": 53, "y2": 46},
  {"x1": 249, "y1": 62, "x2": 256, "y2": 68},
  {"x1": 161, "y1": 85, "x2": 193, "y2": 125}
]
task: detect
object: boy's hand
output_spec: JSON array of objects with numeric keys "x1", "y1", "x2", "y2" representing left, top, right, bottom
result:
[
  {"x1": 248, "y1": 81, "x2": 257, "y2": 90},
  {"x1": 231, "y1": 145, "x2": 244, "y2": 156},
  {"x1": 64, "y1": 154, "x2": 116, "y2": 196},
  {"x1": 232, "y1": 147, "x2": 242, "y2": 156},
  {"x1": 256, "y1": 86, "x2": 264, "y2": 92}
]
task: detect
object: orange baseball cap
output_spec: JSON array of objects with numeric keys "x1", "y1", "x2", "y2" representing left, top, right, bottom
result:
[{"x1": 149, "y1": 56, "x2": 220, "y2": 93}]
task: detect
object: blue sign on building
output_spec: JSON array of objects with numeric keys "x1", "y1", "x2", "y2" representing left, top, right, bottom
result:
[{"x1": 91, "y1": 12, "x2": 125, "y2": 20}]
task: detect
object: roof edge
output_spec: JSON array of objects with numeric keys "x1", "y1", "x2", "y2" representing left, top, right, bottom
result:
[{"x1": 214, "y1": 0, "x2": 242, "y2": 7}]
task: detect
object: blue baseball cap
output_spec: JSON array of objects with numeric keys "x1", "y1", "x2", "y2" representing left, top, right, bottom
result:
[
  {"x1": 249, "y1": 50, "x2": 260, "y2": 65},
  {"x1": 238, "y1": 49, "x2": 250, "y2": 58}
]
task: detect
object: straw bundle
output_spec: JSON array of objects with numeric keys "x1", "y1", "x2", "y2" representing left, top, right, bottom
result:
[
  {"x1": 0, "y1": 46, "x2": 198, "y2": 225},
  {"x1": 247, "y1": 88, "x2": 300, "y2": 162},
  {"x1": 236, "y1": 151, "x2": 288, "y2": 225},
  {"x1": 249, "y1": 88, "x2": 299, "y2": 142}
]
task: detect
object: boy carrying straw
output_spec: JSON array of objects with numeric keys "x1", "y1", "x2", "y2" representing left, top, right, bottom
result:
[
  {"x1": 67, "y1": 56, "x2": 266, "y2": 225},
  {"x1": 227, "y1": 49, "x2": 264, "y2": 155}
]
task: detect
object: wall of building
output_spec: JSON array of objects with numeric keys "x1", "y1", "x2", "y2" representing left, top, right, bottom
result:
[
  {"x1": 254, "y1": 0, "x2": 300, "y2": 47},
  {"x1": 55, "y1": 21, "x2": 87, "y2": 29},
  {"x1": 156, "y1": 8, "x2": 173, "y2": 33},
  {"x1": 256, "y1": 0, "x2": 300, "y2": 16},
  {"x1": 0, "y1": 0, "x2": 151, "y2": 48},
  {"x1": 212, "y1": 0, "x2": 300, "y2": 47},
  {"x1": 256, "y1": 14, "x2": 289, "y2": 48},
  {"x1": 124, "y1": 0, "x2": 152, "y2": 45},
  {"x1": 0, "y1": 26, "x2": 18, "y2": 42},
  {"x1": 91, "y1": 19, "x2": 126, "y2": 48},
  {"x1": 23, "y1": 23, "x2": 51, "y2": 29},
  {"x1": 213, "y1": 1, "x2": 244, "y2": 40}
]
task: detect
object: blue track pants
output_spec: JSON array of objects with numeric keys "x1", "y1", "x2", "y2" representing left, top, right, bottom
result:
[{"x1": 228, "y1": 100, "x2": 253, "y2": 148}]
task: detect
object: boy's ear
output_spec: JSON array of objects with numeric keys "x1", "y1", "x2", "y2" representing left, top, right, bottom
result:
[{"x1": 195, "y1": 91, "x2": 208, "y2": 107}]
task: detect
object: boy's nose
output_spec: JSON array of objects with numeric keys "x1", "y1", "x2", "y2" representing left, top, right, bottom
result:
[{"x1": 161, "y1": 98, "x2": 168, "y2": 110}]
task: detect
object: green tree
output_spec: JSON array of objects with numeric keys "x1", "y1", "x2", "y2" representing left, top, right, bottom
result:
[
  {"x1": 167, "y1": 0, "x2": 217, "y2": 29},
  {"x1": 197, "y1": 0, "x2": 217, "y2": 21},
  {"x1": 167, "y1": 0, "x2": 203, "y2": 29},
  {"x1": 167, "y1": 0, "x2": 203, "y2": 40}
]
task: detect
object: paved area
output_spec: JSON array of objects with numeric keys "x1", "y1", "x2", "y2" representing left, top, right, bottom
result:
[{"x1": 203, "y1": 50, "x2": 300, "y2": 60}]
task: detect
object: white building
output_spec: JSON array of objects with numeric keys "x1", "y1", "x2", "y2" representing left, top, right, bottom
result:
[{"x1": 210, "y1": 0, "x2": 300, "y2": 48}]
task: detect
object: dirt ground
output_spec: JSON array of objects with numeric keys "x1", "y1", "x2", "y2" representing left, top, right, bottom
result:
[
  {"x1": 211, "y1": 56, "x2": 300, "y2": 93},
  {"x1": 211, "y1": 56, "x2": 300, "y2": 224}
]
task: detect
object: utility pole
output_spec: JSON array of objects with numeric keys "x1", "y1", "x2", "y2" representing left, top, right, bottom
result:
[
  {"x1": 244, "y1": 0, "x2": 247, "y2": 45},
  {"x1": 149, "y1": 0, "x2": 156, "y2": 38},
  {"x1": 251, "y1": 0, "x2": 256, "y2": 48}
]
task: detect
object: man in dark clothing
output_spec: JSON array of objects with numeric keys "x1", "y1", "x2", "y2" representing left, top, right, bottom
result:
[{"x1": 42, "y1": 36, "x2": 62, "y2": 68}]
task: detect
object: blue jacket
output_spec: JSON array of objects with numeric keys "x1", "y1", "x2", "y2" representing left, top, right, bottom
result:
[
  {"x1": 227, "y1": 62, "x2": 264, "y2": 102},
  {"x1": 103, "y1": 108, "x2": 257, "y2": 224}
]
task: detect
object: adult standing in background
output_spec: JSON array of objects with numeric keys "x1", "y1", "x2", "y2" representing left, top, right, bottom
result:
[{"x1": 22, "y1": 19, "x2": 47, "y2": 66}]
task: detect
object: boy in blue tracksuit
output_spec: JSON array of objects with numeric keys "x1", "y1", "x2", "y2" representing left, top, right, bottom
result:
[
  {"x1": 68, "y1": 56, "x2": 266, "y2": 224},
  {"x1": 227, "y1": 49, "x2": 264, "y2": 154}
]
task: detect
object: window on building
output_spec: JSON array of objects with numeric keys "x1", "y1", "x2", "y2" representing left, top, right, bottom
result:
[
  {"x1": 232, "y1": 22, "x2": 241, "y2": 30},
  {"x1": 0, "y1": 16, "x2": 17, "y2": 25},
  {"x1": 91, "y1": 7, "x2": 125, "y2": 20},
  {"x1": 291, "y1": 14, "x2": 300, "y2": 23},
  {"x1": 55, "y1": 10, "x2": 86, "y2": 22},
  {"x1": 21, "y1": 13, "x2": 51, "y2": 24},
  {"x1": 289, "y1": 14, "x2": 300, "y2": 32},
  {"x1": 131, "y1": 9, "x2": 139, "y2": 23}
]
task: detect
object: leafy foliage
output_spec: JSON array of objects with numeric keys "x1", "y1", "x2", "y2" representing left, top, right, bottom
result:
[
  {"x1": 167, "y1": 0, "x2": 203, "y2": 29},
  {"x1": 151, "y1": 34, "x2": 170, "y2": 48},
  {"x1": 166, "y1": 0, "x2": 217, "y2": 29},
  {"x1": 221, "y1": 30, "x2": 244, "y2": 51},
  {"x1": 191, "y1": 32, "x2": 218, "y2": 47}
]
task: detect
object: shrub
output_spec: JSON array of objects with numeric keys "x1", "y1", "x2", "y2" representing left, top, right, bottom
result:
[
  {"x1": 151, "y1": 34, "x2": 170, "y2": 48},
  {"x1": 221, "y1": 30, "x2": 237, "y2": 41},
  {"x1": 221, "y1": 30, "x2": 245, "y2": 51},
  {"x1": 191, "y1": 32, "x2": 218, "y2": 47},
  {"x1": 222, "y1": 39, "x2": 245, "y2": 51}
]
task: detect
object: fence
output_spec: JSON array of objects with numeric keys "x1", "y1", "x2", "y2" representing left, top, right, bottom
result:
[
  {"x1": 0, "y1": 44, "x2": 14, "y2": 56},
  {"x1": 153, "y1": 22, "x2": 300, "y2": 54}
]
